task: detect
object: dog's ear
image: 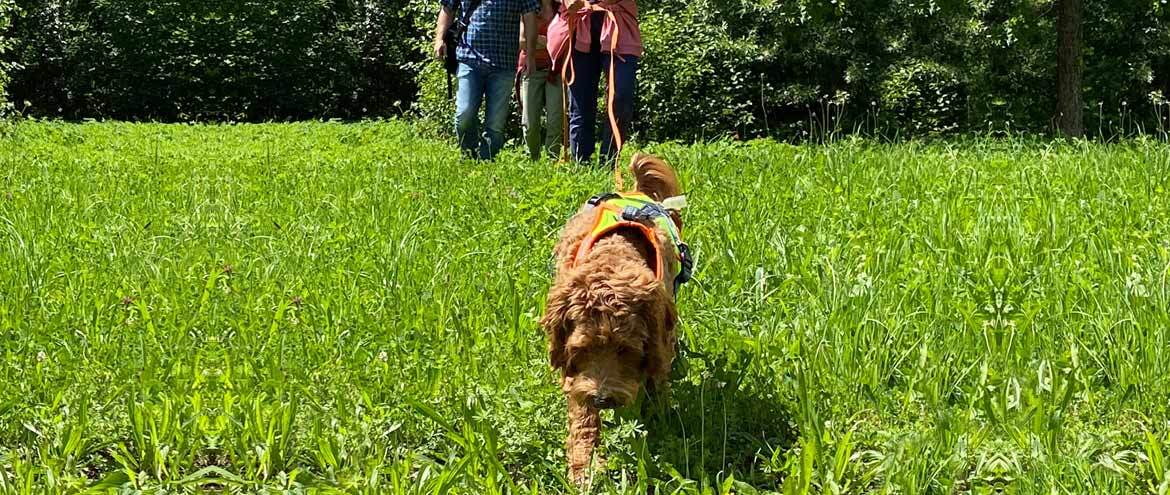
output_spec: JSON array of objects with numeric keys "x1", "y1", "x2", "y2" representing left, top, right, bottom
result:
[
  {"x1": 543, "y1": 208, "x2": 594, "y2": 372},
  {"x1": 642, "y1": 287, "x2": 678, "y2": 384},
  {"x1": 540, "y1": 280, "x2": 576, "y2": 371}
]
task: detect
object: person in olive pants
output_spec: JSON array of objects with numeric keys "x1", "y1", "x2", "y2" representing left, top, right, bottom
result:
[{"x1": 519, "y1": 0, "x2": 564, "y2": 160}]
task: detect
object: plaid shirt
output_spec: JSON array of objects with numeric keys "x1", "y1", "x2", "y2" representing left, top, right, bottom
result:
[{"x1": 442, "y1": 0, "x2": 539, "y2": 70}]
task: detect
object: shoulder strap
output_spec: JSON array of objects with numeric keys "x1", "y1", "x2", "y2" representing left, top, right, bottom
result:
[
  {"x1": 461, "y1": 0, "x2": 485, "y2": 26},
  {"x1": 586, "y1": 192, "x2": 621, "y2": 206}
]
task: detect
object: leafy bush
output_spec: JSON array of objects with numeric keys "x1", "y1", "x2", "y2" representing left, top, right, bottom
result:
[
  {"x1": 879, "y1": 60, "x2": 964, "y2": 137},
  {"x1": 4, "y1": 0, "x2": 1170, "y2": 138},
  {"x1": 6, "y1": 0, "x2": 426, "y2": 120},
  {"x1": 0, "y1": 0, "x2": 14, "y2": 113},
  {"x1": 410, "y1": 0, "x2": 455, "y2": 137},
  {"x1": 636, "y1": 2, "x2": 759, "y2": 142}
]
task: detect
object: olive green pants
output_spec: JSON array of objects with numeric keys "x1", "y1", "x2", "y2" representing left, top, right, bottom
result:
[{"x1": 520, "y1": 70, "x2": 565, "y2": 160}]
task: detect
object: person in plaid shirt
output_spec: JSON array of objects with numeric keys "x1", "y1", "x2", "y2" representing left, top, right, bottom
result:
[{"x1": 434, "y1": 0, "x2": 540, "y2": 160}]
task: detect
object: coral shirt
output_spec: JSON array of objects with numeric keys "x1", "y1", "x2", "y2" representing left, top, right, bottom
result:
[
  {"x1": 547, "y1": 0, "x2": 643, "y2": 68},
  {"x1": 519, "y1": 11, "x2": 555, "y2": 70}
]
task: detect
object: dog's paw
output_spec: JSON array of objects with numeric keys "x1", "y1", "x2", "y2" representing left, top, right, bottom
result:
[
  {"x1": 567, "y1": 455, "x2": 608, "y2": 490},
  {"x1": 568, "y1": 466, "x2": 589, "y2": 488}
]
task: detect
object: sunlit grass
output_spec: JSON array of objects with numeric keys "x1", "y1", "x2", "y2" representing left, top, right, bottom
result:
[{"x1": 0, "y1": 121, "x2": 1167, "y2": 493}]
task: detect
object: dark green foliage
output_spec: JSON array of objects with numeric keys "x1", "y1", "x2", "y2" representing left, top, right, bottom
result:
[
  {"x1": 0, "y1": 0, "x2": 14, "y2": 112},
  {"x1": 4, "y1": 0, "x2": 1170, "y2": 137},
  {"x1": 630, "y1": 0, "x2": 1167, "y2": 140},
  {"x1": 5, "y1": 0, "x2": 427, "y2": 120}
]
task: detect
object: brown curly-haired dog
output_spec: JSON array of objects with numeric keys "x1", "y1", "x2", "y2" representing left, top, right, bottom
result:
[{"x1": 541, "y1": 153, "x2": 687, "y2": 485}]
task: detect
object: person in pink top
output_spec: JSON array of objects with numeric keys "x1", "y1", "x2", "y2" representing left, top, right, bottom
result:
[
  {"x1": 518, "y1": 0, "x2": 564, "y2": 160},
  {"x1": 547, "y1": 0, "x2": 642, "y2": 165}
]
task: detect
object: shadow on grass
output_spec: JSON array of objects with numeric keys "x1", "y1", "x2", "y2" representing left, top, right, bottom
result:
[{"x1": 617, "y1": 346, "x2": 799, "y2": 488}]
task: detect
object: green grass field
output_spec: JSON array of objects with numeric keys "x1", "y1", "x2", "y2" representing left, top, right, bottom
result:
[{"x1": 0, "y1": 122, "x2": 1168, "y2": 494}]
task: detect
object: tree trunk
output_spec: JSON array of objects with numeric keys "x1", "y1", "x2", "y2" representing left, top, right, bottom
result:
[{"x1": 1055, "y1": 0, "x2": 1084, "y2": 137}]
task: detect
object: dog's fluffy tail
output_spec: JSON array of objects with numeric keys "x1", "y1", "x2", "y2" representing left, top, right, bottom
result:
[{"x1": 630, "y1": 153, "x2": 681, "y2": 203}]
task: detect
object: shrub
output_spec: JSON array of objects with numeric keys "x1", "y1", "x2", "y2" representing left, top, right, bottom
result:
[
  {"x1": 636, "y1": 2, "x2": 759, "y2": 142},
  {"x1": 5, "y1": 0, "x2": 425, "y2": 120},
  {"x1": 0, "y1": 0, "x2": 14, "y2": 114},
  {"x1": 879, "y1": 60, "x2": 964, "y2": 137},
  {"x1": 4, "y1": 0, "x2": 1170, "y2": 139}
]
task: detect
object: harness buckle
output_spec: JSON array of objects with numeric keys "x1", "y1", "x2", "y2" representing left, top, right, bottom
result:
[
  {"x1": 621, "y1": 202, "x2": 669, "y2": 223},
  {"x1": 670, "y1": 243, "x2": 693, "y2": 298},
  {"x1": 677, "y1": 243, "x2": 694, "y2": 285}
]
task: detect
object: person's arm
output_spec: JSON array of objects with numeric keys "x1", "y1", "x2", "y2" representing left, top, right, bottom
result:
[
  {"x1": 522, "y1": 12, "x2": 538, "y2": 75},
  {"x1": 433, "y1": 5, "x2": 456, "y2": 62},
  {"x1": 534, "y1": 0, "x2": 550, "y2": 49},
  {"x1": 520, "y1": 21, "x2": 546, "y2": 53}
]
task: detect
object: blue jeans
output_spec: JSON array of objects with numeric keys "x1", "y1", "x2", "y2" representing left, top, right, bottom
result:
[
  {"x1": 568, "y1": 51, "x2": 639, "y2": 165},
  {"x1": 455, "y1": 62, "x2": 515, "y2": 160}
]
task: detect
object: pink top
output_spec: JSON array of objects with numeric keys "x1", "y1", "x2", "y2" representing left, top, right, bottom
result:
[{"x1": 547, "y1": 0, "x2": 643, "y2": 68}]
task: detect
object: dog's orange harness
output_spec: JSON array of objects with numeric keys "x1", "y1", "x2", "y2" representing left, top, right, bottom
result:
[{"x1": 572, "y1": 192, "x2": 693, "y2": 295}]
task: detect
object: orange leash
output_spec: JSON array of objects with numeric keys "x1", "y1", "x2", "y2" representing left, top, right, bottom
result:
[
  {"x1": 600, "y1": 6, "x2": 625, "y2": 191},
  {"x1": 559, "y1": 52, "x2": 571, "y2": 164},
  {"x1": 556, "y1": 7, "x2": 577, "y2": 164},
  {"x1": 556, "y1": 7, "x2": 576, "y2": 165}
]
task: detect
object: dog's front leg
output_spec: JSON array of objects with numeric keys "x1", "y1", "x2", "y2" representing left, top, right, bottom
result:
[{"x1": 566, "y1": 395, "x2": 601, "y2": 485}]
